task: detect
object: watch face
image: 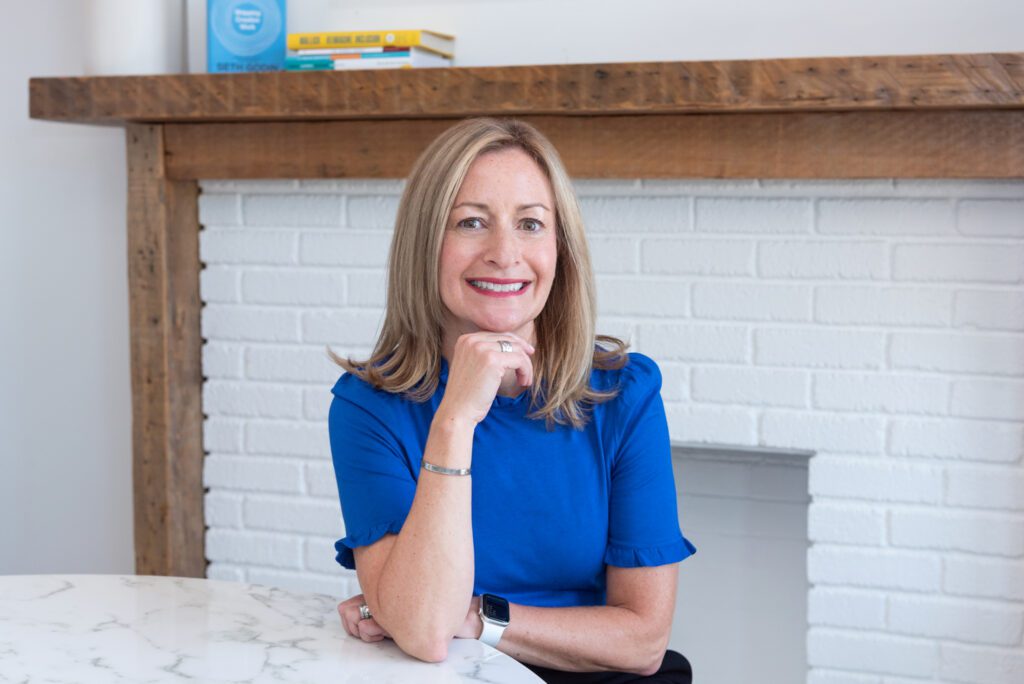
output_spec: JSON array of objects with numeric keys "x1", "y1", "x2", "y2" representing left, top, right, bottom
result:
[{"x1": 481, "y1": 593, "x2": 510, "y2": 625}]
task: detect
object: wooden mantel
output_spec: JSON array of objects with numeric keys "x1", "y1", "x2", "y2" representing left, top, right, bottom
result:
[{"x1": 29, "y1": 53, "x2": 1024, "y2": 578}]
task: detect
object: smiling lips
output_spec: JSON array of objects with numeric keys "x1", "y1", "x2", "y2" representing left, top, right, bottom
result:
[{"x1": 466, "y1": 278, "x2": 531, "y2": 297}]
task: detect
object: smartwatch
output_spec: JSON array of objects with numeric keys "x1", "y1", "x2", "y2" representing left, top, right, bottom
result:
[{"x1": 477, "y1": 593, "x2": 510, "y2": 647}]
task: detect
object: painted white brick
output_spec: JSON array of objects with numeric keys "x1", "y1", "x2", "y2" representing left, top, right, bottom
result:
[
  {"x1": 347, "y1": 195, "x2": 400, "y2": 229},
  {"x1": 589, "y1": 237, "x2": 639, "y2": 274},
  {"x1": 205, "y1": 563, "x2": 246, "y2": 582},
  {"x1": 304, "y1": 387, "x2": 332, "y2": 421},
  {"x1": 815, "y1": 286, "x2": 952, "y2": 327},
  {"x1": 692, "y1": 367, "x2": 808, "y2": 408},
  {"x1": 641, "y1": 238, "x2": 755, "y2": 276},
  {"x1": 347, "y1": 271, "x2": 387, "y2": 307},
  {"x1": 296, "y1": 179, "x2": 404, "y2": 194},
  {"x1": 202, "y1": 342, "x2": 244, "y2": 379},
  {"x1": 818, "y1": 198, "x2": 954, "y2": 236},
  {"x1": 758, "y1": 241, "x2": 888, "y2": 279},
  {"x1": 808, "y1": 587, "x2": 886, "y2": 630},
  {"x1": 946, "y1": 466, "x2": 1024, "y2": 512},
  {"x1": 597, "y1": 278, "x2": 689, "y2": 316},
  {"x1": 890, "y1": 509, "x2": 1024, "y2": 557},
  {"x1": 202, "y1": 305, "x2": 301, "y2": 342},
  {"x1": 692, "y1": 282, "x2": 812, "y2": 322},
  {"x1": 636, "y1": 323, "x2": 748, "y2": 362},
  {"x1": 203, "y1": 454, "x2": 303, "y2": 493},
  {"x1": 247, "y1": 346, "x2": 341, "y2": 383},
  {"x1": 891, "y1": 331, "x2": 1024, "y2": 376},
  {"x1": 200, "y1": 266, "x2": 241, "y2": 303},
  {"x1": 640, "y1": 179, "x2": 759, "y2": 195},
  {"x1": 206, "y1": 529, "x2": 302, "y2": 569},
  {"x1": 762, "y1": 179, "x2": 894, "y2": 196},
  {"x1": 300, "y1": 232, "x2": 391, "y2": 267},
  {"x1": 305, "y1": 461, "x2": 338, "y2": 499},
  {"x1": 808, "y1": 502, "x2": 887, "y2": 546},
  {"x1": 201, "y1": 180, "x2": 299, "y2": 194},
  {"x1": 573, "y1": 179, "x2": 642, "y2": 195},
  {"x1": 755, "y1": 328, "x2": 885, "y2": 369},
  {"x1": 951, "y1": 378, "x2": 1024, "y2": 421},
  {"x1": 305, "y1": 536, "x2": 345, "y2": 575},
  {"x1": 763, "y1": 413, "x2": 885, "y2": 454},
  {"x1": 940, "y1": 643, "x2": 1024, "y2": 684},
  {"x1": 945, "y1": 557, "x2": 1024, "y2": 601},
  {"x1": 807, "y1": 628, "x2": 937, "y2": 678},
  {"x1": 203, "y1": 381, "x2": 304, "y2": 419},
  {"x1": 246, "y1": 421, "x2": 330, "y2": 459},
  {"x1": 889, "y1": 595, "x2": 1024, "y2": 646},
  {"x1": 243, "y1": 194, "x2": 342, "y2": 227},
  {"x1": 581, "y1": 196, "x2": 691, "y2": 233},
  {"x1": 198, "y1": 193, "x2": 241, "y2": 226},
  {"x1": 204, "y1": 491, "x2": 243, "y2": 529},
  {"x1": 808, "y1": 546, "x2": 941, "y2": 592},
  {"x1": 203, "y1": 418, "x2": 244, "y2": 453},
  {"x1": 658, "y1": 363, "x2": 688, "y2": 401},
  {"x1": 809, "y1": 456, "x2": 943, "y2": 504},
  {"x1": 954, "y1": 289, "x2": 1024, "y2": 331},
  {"x1": 695, "y1": 197, "x2": 812, "y2": 234},
  {"x1": 663, "y1": 404, "x2": 757, "y2": 445},
  {"x1": 247, "y1": 568, "x2": 354, "y2": 598},
  {"x1": 812, "y1": 373, "x2": 949, "y2": 415},
  {"x1": 889, "y1": 418, "x2": 1023, "y2": 464},
  {"x1": 242, "y1": 269, "x2": 346, "y2": 306},
  {"x1": 808, "y1": 671, "x2": 880, "y2": 684},
  {"x1": 302, "y1": 310, "x2": 383, "y2": 346},
  {"x1": 892, "y1": 244, "x2": 1024, "y2": 284},
  {"x1": 243, "y1": 495, "x2": 344, "y2": 537},
  {"x1": 893, "y1": 179, "x2": 1024, "y2": 199},
  {"x1": 957, "y1": 200, "x2": 1024, "y2": 238},
  {"x1": 199, "y1": 229, "x2": 297, "y2": 265},
  {"x1": 596, "y1": 318, "x2": 636, "y2": 346}
]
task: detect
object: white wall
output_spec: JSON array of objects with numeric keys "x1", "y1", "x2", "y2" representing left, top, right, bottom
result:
[{"x1": 1, "y1": 2, "x2": 133, "y2": 574}]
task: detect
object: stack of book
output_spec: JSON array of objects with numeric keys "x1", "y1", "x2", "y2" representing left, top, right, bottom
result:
[{"x1": 285, "y1": 29, "x2": 454, "y2": 71}]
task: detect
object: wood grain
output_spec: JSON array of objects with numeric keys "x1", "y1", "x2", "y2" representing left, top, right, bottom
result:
[
  {"x1": 30, "y1": 53, "x2": 1024, "y2": 125},
  {"x1": 164, "y1": 110, "x2": 1024, "y2": 180},
  {"x1": 127, "y1": 124, "x2": 205, "y2": 577}
]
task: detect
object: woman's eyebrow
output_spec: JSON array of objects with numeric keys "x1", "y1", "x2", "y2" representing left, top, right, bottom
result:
[{"x1": 453, "y1": 201, "x2": 551, "y2": 212}]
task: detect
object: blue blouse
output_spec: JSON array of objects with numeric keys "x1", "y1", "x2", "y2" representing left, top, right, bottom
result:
[{"x1": 328, "y1": 352, "x2": 696, "y2": 608}]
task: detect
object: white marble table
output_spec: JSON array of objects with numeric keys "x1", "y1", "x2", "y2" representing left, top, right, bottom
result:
[{"x1": 0, "y1": 574, "x2": 542, "y2": 683}]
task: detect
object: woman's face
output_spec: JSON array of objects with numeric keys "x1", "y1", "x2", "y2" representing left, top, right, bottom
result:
[{"x1": 438, "y1": 147, "x2": 558, "y2": 351}]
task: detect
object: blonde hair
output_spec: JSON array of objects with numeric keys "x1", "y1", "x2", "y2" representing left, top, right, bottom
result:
[{"x1": 328, "y1": 117, "x2": 627, "y2": 428}]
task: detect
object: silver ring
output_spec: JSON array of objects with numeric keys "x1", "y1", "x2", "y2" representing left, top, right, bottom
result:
[
  {"x1": 498, "y1": 340, "x2": 513, "y2": 353},
  {"x1": 359, "y1": 603, "x2": 372, "y2": 620}
]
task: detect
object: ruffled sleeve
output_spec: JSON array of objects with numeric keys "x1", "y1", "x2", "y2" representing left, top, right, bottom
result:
[
  {"x1": 605, "y1": 353, "x2": 697, "y2": 568},
  {"x1": 329, "y1": 375, "x2": 416, "y2": 570}
]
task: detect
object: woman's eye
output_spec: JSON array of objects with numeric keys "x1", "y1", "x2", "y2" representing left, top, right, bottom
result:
[
  {"x1": 457, "y1": 217, "x2": 483, "y2": 230},
  {"x1": 521, "y1": 219, "x2": 543, "y2": 232}
]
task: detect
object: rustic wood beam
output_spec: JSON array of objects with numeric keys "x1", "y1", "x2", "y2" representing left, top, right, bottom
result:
[
  {"x1": 163, "y1": 110, "x2": 1024, "y2": 180},
  {"x1": 30, "y1": 53, "x2": 1024, "y2": 125},
  {"x1": 126, "y1": 124, "x2": 205, "y2": 577}
]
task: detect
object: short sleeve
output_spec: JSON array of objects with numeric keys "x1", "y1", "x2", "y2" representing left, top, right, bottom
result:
[
  {"x1": 329, "y1": 376, "x2": 417, "y2": 570},
  {"x1": 604, "y1": 354, "x2": 697, "y2": 568}
]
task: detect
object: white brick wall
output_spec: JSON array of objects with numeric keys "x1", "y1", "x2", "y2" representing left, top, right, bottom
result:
[{"x1": 199, "y1": 178, "x2": 1024, "y2": 683}]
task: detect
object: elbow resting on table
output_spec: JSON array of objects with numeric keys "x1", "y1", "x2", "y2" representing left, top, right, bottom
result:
[{"x1": 393, "y1": 630, "x2": 451, "y2": 664}]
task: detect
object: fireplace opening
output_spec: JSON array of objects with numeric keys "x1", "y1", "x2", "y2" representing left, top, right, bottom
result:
[{"x1": 670, "y1": 443, "x2": 812, "y2": 682}]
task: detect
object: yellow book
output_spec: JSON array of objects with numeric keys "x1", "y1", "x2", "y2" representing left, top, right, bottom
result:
[{"x1": 287, "y1": 29, "x2": 454, "y2": 57}]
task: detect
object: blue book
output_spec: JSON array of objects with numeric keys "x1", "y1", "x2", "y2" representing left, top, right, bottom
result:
[{"x1": 208, "y1": 0, "x2": 286, "y2": 73}]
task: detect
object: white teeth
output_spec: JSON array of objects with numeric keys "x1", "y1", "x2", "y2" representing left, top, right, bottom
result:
[{"x1": 469, "y1": 280, "x2": 525, "y2": 292}]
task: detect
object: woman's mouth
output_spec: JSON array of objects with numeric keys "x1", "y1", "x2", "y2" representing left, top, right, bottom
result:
[{"x1": 466, "y1": 279, "x2": 530, "y2": 297}]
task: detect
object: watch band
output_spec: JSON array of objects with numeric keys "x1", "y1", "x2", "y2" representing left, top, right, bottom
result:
[{"x1": 479, "y1": 618, "x2": 506, "y2": 647}]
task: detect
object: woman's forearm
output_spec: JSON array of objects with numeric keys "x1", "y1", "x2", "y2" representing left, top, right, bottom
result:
[
  {"x1": 370, "y1": 412, "x2": 477, "y2": 661},
  {"x1": 494, "y1": 603, "x2": 669, "y2": 676}
]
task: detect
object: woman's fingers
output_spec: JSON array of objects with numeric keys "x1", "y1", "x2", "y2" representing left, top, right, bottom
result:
[{"x1": 337, "y1": 594, "x2": 365, "y2": 638}]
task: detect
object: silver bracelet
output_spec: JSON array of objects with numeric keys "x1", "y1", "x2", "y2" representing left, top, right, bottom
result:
[{"x1": 421, "y1": 460, "x2": 471, "y2": 476}]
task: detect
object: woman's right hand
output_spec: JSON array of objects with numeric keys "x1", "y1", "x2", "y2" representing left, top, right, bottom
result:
[{"x1": 437, "y1": 332, "x2": 535, "y2": 426}]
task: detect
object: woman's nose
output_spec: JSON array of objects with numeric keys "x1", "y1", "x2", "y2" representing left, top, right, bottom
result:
[{"x1": 483, "y1": 226, "x2": 520, "y2": 267}]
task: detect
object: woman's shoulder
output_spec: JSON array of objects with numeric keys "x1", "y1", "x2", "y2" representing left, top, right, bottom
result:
[{"x1": 591, "y1": 351, "x2": 663, "y2": 400}]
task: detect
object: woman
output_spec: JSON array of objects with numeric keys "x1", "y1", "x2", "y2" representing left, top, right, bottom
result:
[{"x1": 327, "y1": 117, "x2": 696, "y2": 683}]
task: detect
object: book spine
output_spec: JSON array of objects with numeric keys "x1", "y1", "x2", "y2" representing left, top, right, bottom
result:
[{"x1": 288, "y1": 29, "x2": 426, "y2": 51}]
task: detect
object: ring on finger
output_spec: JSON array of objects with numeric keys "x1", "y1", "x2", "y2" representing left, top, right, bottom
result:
[
  {"x1": 359, "y1": 603, "x2": 372, "y2": 620},
  {"x1": 497, "y1": 340, "x2": 513, "y2": 353}
]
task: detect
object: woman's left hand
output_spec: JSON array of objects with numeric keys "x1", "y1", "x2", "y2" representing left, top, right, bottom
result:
[{"x1": 338, "y1": 593, "x2": 391, "y2": 642}]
